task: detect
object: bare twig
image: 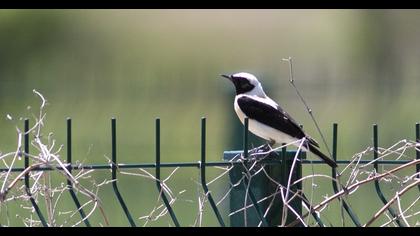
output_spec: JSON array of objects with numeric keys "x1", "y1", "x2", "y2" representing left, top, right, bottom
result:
[
  {"x1": 282, "y1": 57, "x2": 332, "y2": 157},
  {"x1": 364, "y1": 178, "x2": 420, "y2": 227},
  {"x1": 287, "y1": 158, "x2": 420, "y2": 227}
]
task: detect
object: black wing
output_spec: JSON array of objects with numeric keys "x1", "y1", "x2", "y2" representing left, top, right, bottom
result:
[
  {"x1": 237, "y1": 96, "x2": 306, "y2": 139},
  {"x1": 237, "y1": 96, "x2": 319, "y2": 147},
  {"x1": 237, "y1": 96, "x2": 336, "y2": 166}
]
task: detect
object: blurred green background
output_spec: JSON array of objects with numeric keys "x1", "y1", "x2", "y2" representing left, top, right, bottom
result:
[{"x1": 0, "y1": 9, "x2": 419, "y2": 226}]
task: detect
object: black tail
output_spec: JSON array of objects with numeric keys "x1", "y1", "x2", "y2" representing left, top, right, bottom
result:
[{"x1": 307, "y1": 143, "x2": 337, "y2": 168}]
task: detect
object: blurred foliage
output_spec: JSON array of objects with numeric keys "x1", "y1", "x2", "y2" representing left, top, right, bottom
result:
[{"x1": 1, "y1": 10, "x2": 420, "y2": 226}]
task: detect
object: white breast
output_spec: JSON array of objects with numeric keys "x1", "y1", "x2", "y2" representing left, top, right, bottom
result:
[{"x1": 233, "y1": 95, "x2": 298, "y2": 145}]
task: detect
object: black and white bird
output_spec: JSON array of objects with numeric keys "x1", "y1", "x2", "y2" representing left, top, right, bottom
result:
[{"x1": 221, "y1": 72, "x2": 337, "y2": 168}]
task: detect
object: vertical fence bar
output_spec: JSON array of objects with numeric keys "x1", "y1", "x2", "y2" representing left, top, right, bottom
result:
[
  {"x1": 372, "y1": 124, "x2": 405, "y2": 227},
  {"x1": 199, "y1": 118, "x2": 225, "y2": 226},
  {"x1": 66, "y1": 118, "x2": 91, "y2": 227},
  {"x1": 241, "y1": 180, "x2": 268, "y2": 227},
  {"x1": 24, "y1": 119, "x2": 48, "y2": 227},
  {"x1": 280, "y1": 142, "x2": 287, "y2": 225},
  {"x1": 280, "y1": 143, "x2": 303, "y2": 226},
  {"x1": 331, "y1": 123, "x2": 361, "y2": 226},
  {"x1": 111, "y1": 118, "x2": 136, "y2": 227},
  {"x1": 155, "y1": 118, "x2": 180, "y2": 227},
  {"x1": 299, "y1": 124, "x2": 323, "y2": 226},
  {"x1": 416, "y1": 123, "x2": 420, "y2": 192},
  {"x1": 241, "y1": 117, "x2": 268, "y2": 227},
  {"x1": 281, "y1": 144, "x2": 287, "y2": 188},
  {"x1": 243, "y1": 118, "x2": 249, "y2": 159},
  {"x1": 293, "y1": 147, "x2": 303, "y2": 226}
]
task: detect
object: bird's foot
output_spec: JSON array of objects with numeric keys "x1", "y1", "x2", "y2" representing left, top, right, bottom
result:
[
  {"x1": 248, "y1": 142, "x2": 275, "y2": 159},
  {"x1": 260, "y1": 143, "x2": 272, "y2": 152}
]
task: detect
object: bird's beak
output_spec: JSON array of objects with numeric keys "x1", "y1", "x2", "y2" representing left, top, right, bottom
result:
[{"x1": 220, "y1": 74, "x2": 232, "y2": 81}]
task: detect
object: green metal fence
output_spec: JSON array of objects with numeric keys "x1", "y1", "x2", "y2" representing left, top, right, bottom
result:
[{"x1": 1, "y1": 117, "x2": 419, "y2": 227}]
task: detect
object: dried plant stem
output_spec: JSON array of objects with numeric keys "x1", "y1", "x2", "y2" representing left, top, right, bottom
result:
[
  {"x1": 281, "y1": 138, "x2": 305, "y2": 226},
  {"x1": 364, "y1": 178, "x2": 420, "y2": 227},
  {"x1": 287, "y1": 158, "x2": 420, "y2": 227},
  {"x1": 43, "y1": 172, "x2": 54, "y2": 226},
  {"x1": 1, "y1": 163, "x2": 43, "y2": 200}
]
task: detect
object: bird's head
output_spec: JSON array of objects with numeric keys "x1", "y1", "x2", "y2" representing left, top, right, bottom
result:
[{"x1": 221, "y1": 72, "x2": 266, "y2": 97}]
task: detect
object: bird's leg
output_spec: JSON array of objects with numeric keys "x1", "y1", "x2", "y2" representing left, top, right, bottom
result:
[
  {"x1": 256, "y1": 139, "x2": 275, "y2": 153},
  {"x1": 263, "y1": 139, "x2": 280, "y2": 158},
  {"x1": 249, "y1": 143, "x2": 265, "y2": 155},
  {"x1": 249, "y1": 140, "x2": 276, "y2": 159}
]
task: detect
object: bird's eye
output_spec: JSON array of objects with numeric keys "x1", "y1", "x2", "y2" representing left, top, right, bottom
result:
[
  {"x1": 241, "y1": 81, "x2": 252, "y2": 89},
  {"x1": 233, "y1": 77, "x2": 255, "y2": 94}
]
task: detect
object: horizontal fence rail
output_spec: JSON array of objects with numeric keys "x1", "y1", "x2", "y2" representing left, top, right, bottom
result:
[
  {"x1": 0, "y1": 117, "x2": 419, "y2": 227},
  {"x1": 1, "y1": 159, "x2": 414, "y2": 173}
]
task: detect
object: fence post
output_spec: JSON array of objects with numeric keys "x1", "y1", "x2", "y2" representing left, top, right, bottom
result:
[{"x1": 223, "y1": 145, "x2": 305, "y2": 227}]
